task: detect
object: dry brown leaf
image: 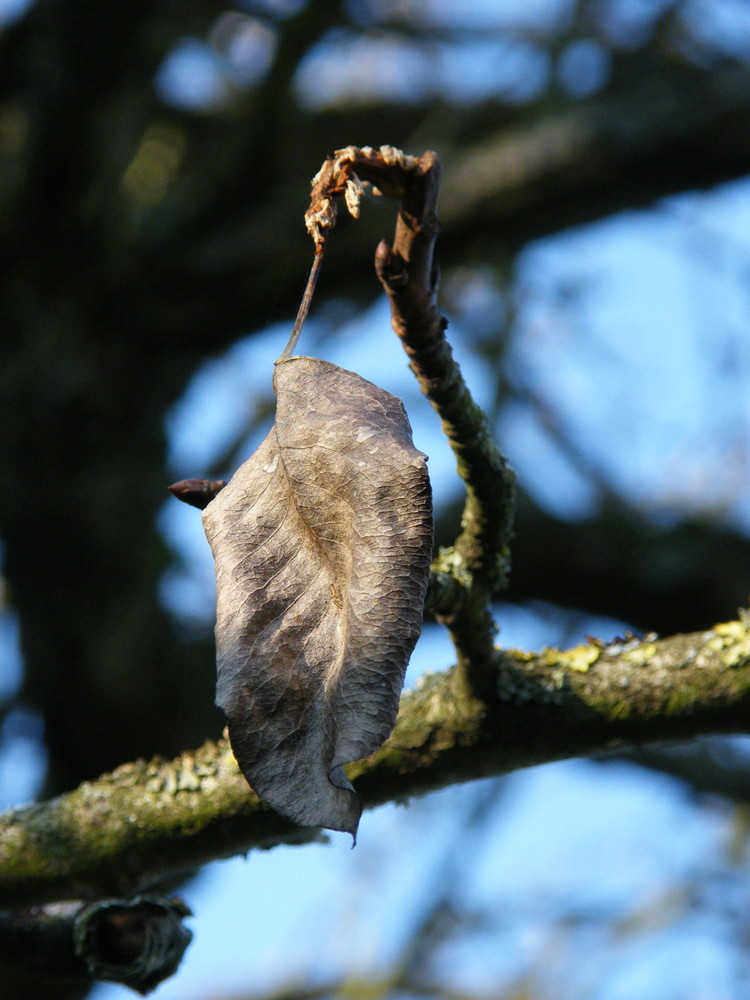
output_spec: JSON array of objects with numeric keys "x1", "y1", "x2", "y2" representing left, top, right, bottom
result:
[{"x1": 201, "y1": 356, "x2": 432, "y2": 838}]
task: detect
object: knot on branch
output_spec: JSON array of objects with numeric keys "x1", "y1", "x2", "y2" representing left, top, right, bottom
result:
[{"x1": 425, "y1": 547, "x2": 473, "y2": 623}]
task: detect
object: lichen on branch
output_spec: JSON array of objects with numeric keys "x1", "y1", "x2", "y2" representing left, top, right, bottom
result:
[
  {"x1": 2, "y1": 619, "x2": 750, "y2": 911},
  {"x1": 299, "y1": 145, "x2": 516, "y2": 701}
]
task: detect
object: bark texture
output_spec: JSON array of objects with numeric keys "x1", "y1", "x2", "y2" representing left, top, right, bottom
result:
[{"x1": 2, "y1": 617, "x2": 749, "y2": 909}]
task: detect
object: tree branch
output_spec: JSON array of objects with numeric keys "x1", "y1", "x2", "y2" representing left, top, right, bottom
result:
[
  {"x1": 0, "y1": 896, "x2": 191, "y2": 994},
  {"x1": 299, "y1": 146, "x2": 516, "y2": 701},
  {"x1": 370, "y1": 149, "x2": 516, "y2": 701},
  {"x1": 2, "y1": 618, "x2": 750, "y2": 910}
]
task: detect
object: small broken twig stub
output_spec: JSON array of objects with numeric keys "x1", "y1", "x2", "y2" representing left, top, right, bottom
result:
[
  {"x1": 168, "y1": 479, "x2": 227, "y2": 510},
  {"x1": 0, "y1": 895, "x2": 191, "y2": 994}
]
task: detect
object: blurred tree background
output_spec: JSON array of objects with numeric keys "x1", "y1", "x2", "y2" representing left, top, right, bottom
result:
[{"x1": 2, "y1": 0, "x2": 750, "y2": 998}]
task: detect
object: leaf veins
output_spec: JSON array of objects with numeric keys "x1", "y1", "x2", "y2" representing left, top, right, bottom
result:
[{"x1": 201, "y1": 356, "x2": 433, "y2": 838}]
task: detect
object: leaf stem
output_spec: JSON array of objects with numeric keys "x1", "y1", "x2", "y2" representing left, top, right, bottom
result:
[{"x1": 277, "y1": 244, "x2": 326, "y2": 362}]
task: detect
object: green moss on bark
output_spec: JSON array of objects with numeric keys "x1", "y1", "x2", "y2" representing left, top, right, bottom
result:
[{"x1": 2, "y1": 620, "x2": 750, "y2": 909}]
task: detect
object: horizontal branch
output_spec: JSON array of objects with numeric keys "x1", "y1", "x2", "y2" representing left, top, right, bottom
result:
[{"x1": 2, "y1": 617, "x2": 750, "y2": 909}]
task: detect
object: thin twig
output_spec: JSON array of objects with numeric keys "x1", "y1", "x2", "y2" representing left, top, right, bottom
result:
[
  {"x1": 277, "y1": 245, "x2": 326, "y2": 361},
  {"x1": 302, "y1": 146, "x2": 516, "y2": 700}
]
